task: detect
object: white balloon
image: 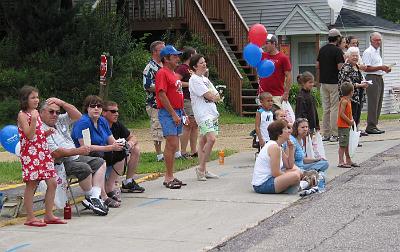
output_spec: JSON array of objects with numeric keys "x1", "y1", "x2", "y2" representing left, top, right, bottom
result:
[
  {"x1": 328, "y1": 0, "x2": 343, "y2": 12},
  {"x1": 14, "y1": 142, "x2": 21, "y2": 157}
]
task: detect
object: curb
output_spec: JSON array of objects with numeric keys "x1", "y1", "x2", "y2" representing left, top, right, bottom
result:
[{"x1": 0, "y1": 172, "x2": 162, "y2": 228}]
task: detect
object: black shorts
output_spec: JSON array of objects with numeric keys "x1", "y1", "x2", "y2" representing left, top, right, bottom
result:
[
  {"x1": 103, "y1": 151, "x2": 127, "y2": 166},
  {"x1": 63, "y1": 156, "x2": 105, "y2": 182}
]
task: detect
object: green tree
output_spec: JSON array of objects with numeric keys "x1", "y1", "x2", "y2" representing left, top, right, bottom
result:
[{"x1": 377, "y1": 0, "x2": 400, "y2": 24}]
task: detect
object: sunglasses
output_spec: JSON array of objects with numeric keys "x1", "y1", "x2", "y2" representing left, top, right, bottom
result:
[
  {"x1": 89, "y1": 104, "x2": 102, "y2": 109},
  {"x1": 104, "y1": 109, "x2": 118, "y2": 114},
  {"x1": 48, "y1": 110, "x2": 61, "y2": 115}
]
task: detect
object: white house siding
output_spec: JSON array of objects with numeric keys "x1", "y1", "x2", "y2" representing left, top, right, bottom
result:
[
  {"x1": 343, "y1": 0, "x2": 376, "y2": 16},
  {"x1": 233, "y1": 0, "x2": 330, "y2": 33},
  {"x1": 284, "y1": 13, "x2": 316, "y2": 34},
  {"x1": 382, "y1": 33, "x2": 400, "y2": 113}
]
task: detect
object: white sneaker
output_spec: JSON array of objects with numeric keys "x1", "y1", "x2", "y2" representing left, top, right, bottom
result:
[
  {"x1": 157, "y1": 154, "x2": 164, "y2": 162},
  {"x1": 205, "y1": 171, "x2": 219, "y2": 179},
  {"x1": 174, "y1": 151, "x2": 182, "y2": 159},
  {"x1": 195, "y1": 168, "x2": 207, "y2": 181}
]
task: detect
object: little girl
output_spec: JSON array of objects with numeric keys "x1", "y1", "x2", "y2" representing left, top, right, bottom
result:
[
  {"x1": 17, "y1": 85, "x2": 67, "y2": 227},
  {"x1": 295, "y1": 72, "x2": 320, "y2": 133}
]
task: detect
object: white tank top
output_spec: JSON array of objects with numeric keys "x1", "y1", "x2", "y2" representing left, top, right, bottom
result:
[
  {"x1": 252, "y1": 140, "x2": 284, "y2": 186},
  {"x1": 257, "y1": 108, "x2": 274, "y2": 142}
]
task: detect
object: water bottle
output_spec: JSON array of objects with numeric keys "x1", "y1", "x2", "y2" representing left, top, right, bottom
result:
[
  {"x1": 64, "y1": 201, "x2": 72, "y2": 219},
  {"x1": 218, "y1": 150, "x2": 225, "y2": 165},
  {"x1": 318, "y1": 172, "x2": 326, "y2": 193}
]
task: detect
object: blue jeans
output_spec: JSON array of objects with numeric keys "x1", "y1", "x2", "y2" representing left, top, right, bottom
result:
[
  {"x1": 158, "y1": 108, "x2": 183, "y2": 137},
  {"x1": 302, "y1": 160, "x2": 329, "y2": 172},
  {"x1": 253, "y1": 177, "x2": 276, "y2": 194}
]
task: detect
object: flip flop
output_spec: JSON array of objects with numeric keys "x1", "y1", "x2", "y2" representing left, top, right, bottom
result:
[
  {"x1": 24, "y1": 219, "x2": 47, "y2": 227},
  {"x1": 337, "y1": 164, "x2": 351, "y2": 168},
  {"x1": 163, "y1": 180, "x2": 181, "y2": 189},
  {"x1": 350, "y1": 163, "x2": 360, "y2": 167},
  {"x1": 173, "y1": 178, "x2": 187, "y2": 186},
  {"x1": 44, "y1": 218, "x2": 67, "y2": 224}
]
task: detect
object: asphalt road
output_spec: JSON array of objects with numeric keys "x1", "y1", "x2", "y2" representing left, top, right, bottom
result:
[{"x1": 211, "y1": 144, "x2": 400, "y2": 252}]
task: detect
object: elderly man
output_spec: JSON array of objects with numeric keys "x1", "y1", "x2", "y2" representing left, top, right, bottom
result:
[
  {"x1": 259, "y1": 34, "x2": 292, "y2": 110},
  {"x1": 362, "y1": 32, "x2": 392, "y2": 134},
  {"x1": 40, "y1": 98, "x2": 108, "y2": 216},
  {"x1": 155, "y1": 45, "x2": 187, "y2": 189},
  {"x1": 102, "y1": 101, "x2": 145, "y2": 194},
  {"x1": 316, "y1": 28, "x2": 345, "y2": 142}
]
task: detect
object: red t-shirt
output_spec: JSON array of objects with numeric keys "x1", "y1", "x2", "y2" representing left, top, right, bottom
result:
[
  {"x1": 155, "y1": 67, "x2": 184, "y2": 109},
  {"x1": 259, "y1": 51, "x2": 291, "y2": 96}
]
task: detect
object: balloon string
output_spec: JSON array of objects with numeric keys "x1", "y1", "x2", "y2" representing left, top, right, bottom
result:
[
  {"x1": 338, "y1": 14, "x2": 347, "y2": 38},
  {"x1": 259, "y1": 10, "x2": 262, "y2": 24}
]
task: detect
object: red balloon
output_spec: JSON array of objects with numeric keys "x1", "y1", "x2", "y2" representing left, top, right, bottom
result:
[{"x1": 249, "y1": 24, "x2": 268, "y2": 47}]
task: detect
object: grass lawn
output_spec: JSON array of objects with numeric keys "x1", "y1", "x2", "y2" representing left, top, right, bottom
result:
[
  {"x1": 317, "y1": 107, "x2": 400, "y2": 121},
  {"x1": 0, "y1": 150, "x2": 236, "y2": 185}
]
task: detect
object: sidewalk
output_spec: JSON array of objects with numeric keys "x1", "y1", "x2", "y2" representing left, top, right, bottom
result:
[{"x1": 1, "y1": 128, "x2": 400, "y2": 251}]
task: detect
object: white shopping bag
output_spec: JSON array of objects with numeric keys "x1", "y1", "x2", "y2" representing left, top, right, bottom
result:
[
  {"x1": 349, "y1": 122, "x2": 360, "y2": 157},
  {"x1": 281, "y1": 101, "x2": 295, "y2": 124},
  {"x1": 313, "y1": 131, "x2": 326, "y2": 159},
  {"x1": 305, "y1": 135, "x2": 315, "y2": 159},
  {"x1": 54, "y1": 164, "x2": 68, "y2": 209}
]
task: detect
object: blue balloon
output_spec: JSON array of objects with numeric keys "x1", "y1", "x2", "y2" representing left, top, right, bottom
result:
[
  {"x1": 257, "y1": 60, "x2": 275, "y2": 78},
  {"x1": 0, "y1": 125, "x2": 20, "y2": 154},
  {"x1": 243, "y1": 43, "x2": 262, "y2": 67}
]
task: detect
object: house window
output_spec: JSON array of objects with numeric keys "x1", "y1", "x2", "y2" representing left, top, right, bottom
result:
[{"x1": 298, "y1": 42, "x2": 316, "y2": 76}]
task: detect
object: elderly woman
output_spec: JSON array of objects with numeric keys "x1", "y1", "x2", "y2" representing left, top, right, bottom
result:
[
  {"x1": 71, "y1": 95, "x2": 124, "y2": 208},
  {"x1": 338, "y1": 46, "x2": 369, "y2": 129},
  {"x1": 289, "y1": 118, "x2": 329, "y2": 172},
  {"x1": 252, "y1": 120, "x2": 302, "y2": 194}
]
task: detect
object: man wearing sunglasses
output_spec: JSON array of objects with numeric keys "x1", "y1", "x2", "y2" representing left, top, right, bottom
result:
[
  {"x1": 102, "y1": 101, "x2": 145, "y2": 193},
  {"x1": 40, "y1": 97, "x2": 109, "y2": 216}
]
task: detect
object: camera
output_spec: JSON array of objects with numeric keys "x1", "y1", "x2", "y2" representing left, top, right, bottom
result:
[{"x1": 116, "y1": 138, "x2": 130, "y2": 156}]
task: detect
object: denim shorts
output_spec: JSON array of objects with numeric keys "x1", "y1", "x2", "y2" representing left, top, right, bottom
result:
[
  {"x1": 158, "y1": 108, "x2": 183, "y2": 137},
  {"x1": 253, "y1": 176, "x2": 276, "y2": 194}
]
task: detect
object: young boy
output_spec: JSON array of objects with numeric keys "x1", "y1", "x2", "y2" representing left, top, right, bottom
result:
[
  {"x1": 337, "y1": 82, "x2": 359, "y2": 168},
  {"x1": 255, "y1": 92, "x2": 274, "y2": 148}
]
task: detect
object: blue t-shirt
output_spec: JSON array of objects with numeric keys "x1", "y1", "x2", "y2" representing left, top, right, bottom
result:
[
  {"x1": 71, "y1": 114, "x2": 112, "y2": 147},
  {"x1": 283, "y1": 135, "x2": 305, "y2": 168}
]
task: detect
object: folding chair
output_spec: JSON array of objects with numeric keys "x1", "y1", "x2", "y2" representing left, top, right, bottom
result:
[{"x1": 66, "y1": 175, "x2": 80, "y2": 217}]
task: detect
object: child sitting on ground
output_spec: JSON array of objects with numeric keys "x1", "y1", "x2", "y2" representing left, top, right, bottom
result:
[
  {"x1": 255, "y1": 92, "x2": 274, "y2": 149},
  {"x1": 274, "y1": 109, "x2": 293, "y2": 129},
  {"x1": 337, "y1": 82, "x2": 359, "y2": 168},
  {"x1": 295, "y1": 71, "x2": 320, "y2": 133}
]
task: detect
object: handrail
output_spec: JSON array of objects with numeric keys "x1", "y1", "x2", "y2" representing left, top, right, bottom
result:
[
  {"x1": 229, "y1": 0, "x2": 248, "y2": 31},
  {"x1": 192, "y1": 0, "x2": 243, "y2": 79}
]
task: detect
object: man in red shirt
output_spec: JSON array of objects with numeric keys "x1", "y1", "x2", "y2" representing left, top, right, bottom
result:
[
  {"x1": 258, "y1": 34, "x2": 292, "y2": 109},
  {"x1": 156, "y1": 45, "x2": 187, "y2": 189}
]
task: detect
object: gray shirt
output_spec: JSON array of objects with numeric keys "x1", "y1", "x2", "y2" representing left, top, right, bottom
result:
[{"x1": 43, "y1": 113, "x2": 79, "y2": 162}]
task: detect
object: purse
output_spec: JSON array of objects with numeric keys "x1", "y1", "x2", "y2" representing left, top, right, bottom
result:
[{"x1": 0, "y1": 196, "x2": 25, "y2": 218}]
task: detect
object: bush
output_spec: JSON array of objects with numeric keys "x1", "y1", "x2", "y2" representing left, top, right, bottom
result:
[{"x1": 289, "y1": 83, "x2": 321, "y2": 107}]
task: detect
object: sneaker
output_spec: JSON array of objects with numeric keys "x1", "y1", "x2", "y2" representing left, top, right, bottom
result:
[
  {"x1": 82, "y1": 196, "x2": 108, "y2": 216},
  {"x1": 157, "y1": 154, "x2": 164, "y2": 162},
  {"x1": 329, "y1": 136, "x2": 338, "y2": 142},
  {"x1": 195, "y1": 167, "x2": 207, "y2": 181},
  {"x1": 322, "y1": 136, "x2": 330, "y2": 141},
  {"x1": 121, "y1": 180, "x2": 145, "y2": 193},
  {"x1": 205, "y1": 171, "x2": 219, "y2": 179}
]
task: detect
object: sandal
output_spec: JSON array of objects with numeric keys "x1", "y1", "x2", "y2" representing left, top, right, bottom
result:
[
  {"x1": 163, "y1": 180, "x2": 182, "y2": 189},
  {"x1": 337, "y1": 164, "x2": 351, "y2": 168},
  {"x1": 107, "y1": 189, "x2": 122, "y2": 202},
  {"x1": 173, "y1": 178, "x2": 187, "y2": 186},
  {"x1": 190, "y1": 152, "x2": 198, "y2": 158},
  {"x1": 44, "y1": 217, "x2": 67, "y2": 224},
  {"x1": 104, "y1": 197, "x2": 121, "y2": 208},
  {"x1": 350, "y1": 163, "x2": 360, "y2": 167},
  {"x1": 181, "y1": 152, "x2": 192, "y2": 159},
  {"x1": 24, "y1": 219, "x2": 47, "y2": 227}
]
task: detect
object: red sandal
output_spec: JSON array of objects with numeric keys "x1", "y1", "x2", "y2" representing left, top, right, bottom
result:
[{"x1": 24, "y1": 219, "x2": 47, "y2": 227}]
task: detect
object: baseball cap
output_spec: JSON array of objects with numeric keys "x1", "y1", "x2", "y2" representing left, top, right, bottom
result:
[
  {"x1": 328, "y1": 28, "x2": 342, "y2": 37},
  {"x1": 160, "y1": 45, "x2": 182, "y2": 58},
  {"x1": 266, "y1": 34, "x2": 278, "y2": 44}
]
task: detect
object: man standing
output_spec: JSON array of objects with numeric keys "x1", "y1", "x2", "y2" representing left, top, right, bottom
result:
[
  {"x1": 258, "y1": 34, "x2": 292, "y2": 109},
  {"x1": 102, "y1": 101, "x2": 145, "y2": 193},
  {"x1": 155, "y1": 45, "x2": 186, "y2": 189},
  {"x1": 143, "y1": 40, "x2": 165, "y2": 161},
  {"x1": 316, "y1": 28, "x2": 345, "y2": 142},
  {"x1": 362, "y1": 32, "x2": 391, "y2": 134},
  {"x1": 40, "y1": 98, "x2": 108, "y2": 216}
]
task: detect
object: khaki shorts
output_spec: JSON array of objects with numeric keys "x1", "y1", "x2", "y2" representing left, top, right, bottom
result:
[
  {"x1": 146, "y1": 106, "x2": 163, "y2": 142},
  {"x1": 272, "y1": 96, "x2": 282, "y2": 109},
  {"x1": 184, "y1": 99, "x2": 194, "y2": 116},
  {"x1": 338, "y1": 127, "x2": 350, "y2": 147}
]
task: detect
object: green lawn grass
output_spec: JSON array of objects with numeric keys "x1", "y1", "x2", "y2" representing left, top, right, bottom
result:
[
  {"x1": 317, "y1": 107, "x2": 400, "y2": 121},
  {"x1": 0, "y1": 150, "x2": 236, "y2": 185}
]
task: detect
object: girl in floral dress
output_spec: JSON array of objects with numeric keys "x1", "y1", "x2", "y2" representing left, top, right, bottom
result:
[{"x1": 17, "y1": 86, "x2": 67, "y2": 227}]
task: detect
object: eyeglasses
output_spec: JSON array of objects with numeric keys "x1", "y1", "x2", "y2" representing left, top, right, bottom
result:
[
  {"x1": 104, "y1": 109, "x2": 118, "y2": 114},
  {"x1": 48, "y1": 110, "x2": 61, "y2": 115},
  {"x1": 89, "y1": 104, "x2": 102, "y2": 109}
]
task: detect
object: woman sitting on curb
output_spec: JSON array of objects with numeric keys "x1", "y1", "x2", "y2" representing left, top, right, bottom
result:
[
  {"x1": 289, "y1": 118, "x2": 329, "y2": 172},
  {"x1": 252, "y1": 120, "x2": 302, "y2": 194}
]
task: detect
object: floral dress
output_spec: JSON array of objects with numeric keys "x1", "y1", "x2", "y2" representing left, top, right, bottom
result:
[
  {"x1": 18, "y1": 111, "x2": 56, "y2": 182},
  {"x1": 338, "y1": 62, "x2": 365, "y2": 104}
]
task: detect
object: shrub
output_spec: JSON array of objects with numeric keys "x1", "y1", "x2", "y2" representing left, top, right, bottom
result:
[{"x1": 289, "y1": 83, "x2": 321, "y2": 107}]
